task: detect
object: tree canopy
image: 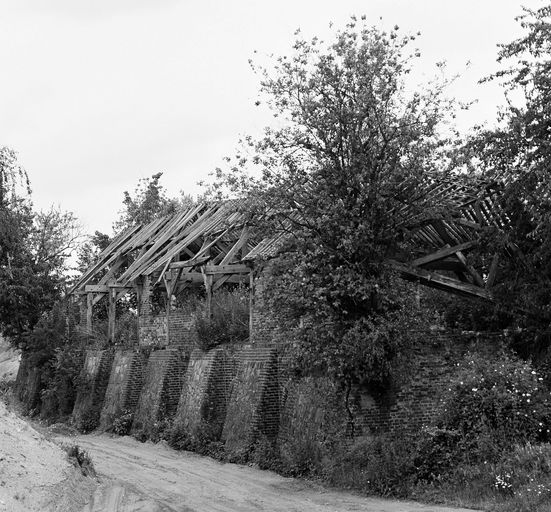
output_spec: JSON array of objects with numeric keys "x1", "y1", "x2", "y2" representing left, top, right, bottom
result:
[
  {"x1": 466, "y1": 4, "x2": 551, "y2": 328},
  {"x1": 113, "y1": 172, "x2": 194, "y2": 234},
  {"x1": 213, "y1": 18, "x2": 459, "y2": 386}
]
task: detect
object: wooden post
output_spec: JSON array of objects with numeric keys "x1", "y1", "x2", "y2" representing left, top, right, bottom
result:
[
  {"x1": 164, "y1": 271, "x2": 174, "y2": 346},
  {"x1": 205, "y1": 274, "x2": 213, "y2": 319},
  {"x1": 486, "y1": 253, "x2": 499, "y2": 288},
  {"x1": 249, "y1": 271, "x2": 254, "y2": 340},
  {"x1": 108, "y1": 288, "x2": 116, "y2": 343},
  {"x1": 86, "y1": 292, "x2": 93, "y2": 333}
]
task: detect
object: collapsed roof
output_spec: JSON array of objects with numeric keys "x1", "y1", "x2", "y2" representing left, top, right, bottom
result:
[{"x1": 71, "y1": 175, "x2": 511, "y2": 303}]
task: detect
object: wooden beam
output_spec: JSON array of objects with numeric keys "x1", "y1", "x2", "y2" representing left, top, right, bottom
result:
[
  {"x1": 411, "y1": 241, "x2": 477, "y2": 267},
  {"x1": 86, "y1": 293, "x2": 93, "y2": 333},
  {"x1": 204, "y1": 273, "x2": 213, "y2": 319},
  {"x1": 168, "y1": 256, "x2": 211, "y2": 269},
  {"x1": 220, "y1": 226, "x2": 249, "y2": 265},
  {"x1": 455, "y1": 251, "x2": 485, "y2": 287},
  {"x1": 83, "y1": 284, "x2": 132, "y2": 293},
  {"x1": 204, "y1": 264, "x2": 251, "y2": 275},
  {"x1": 390, "y1": 261, "x2": 492, "y2": 301},
  {"x1": 431, "y1": 219, "x2": 459, "y2": 245},
  {"x1": 486, "y1": 253, "x2": 499, "y2": 288},
  {"x1": 107, "y1": 288, "x2": 116, "y2": 343},
  {"x1": 422, "y1": 259, "x2": 464, "y2": 273},
  {"x1": 249, "y1": 271, "x2": 254, "y2": 338}
]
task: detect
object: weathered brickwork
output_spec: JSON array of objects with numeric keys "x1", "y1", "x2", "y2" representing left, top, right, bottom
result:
[
  {"x1": 139, "y1": 313, "x2": 168, "y2": 346},
  {"x1": 69, "y1": 260, "x2": 506, "y2": 446},
  {"x1": 222, "y1": 344, "x2": 280, "y2": 453},
  {"x1": 131, "y1": 348, "x2": 188, "y2": 436},
  {"x1": 72, "y1": 349, "x2": 114, "y2": 428},
  {"x1": 137, "y1": 276, "x2": 195, "y2": 349},
  {"x1": 173, "y1": 345, "x2": 239, "y2": 438},
  {"x1": 99, "y1": 349, "x2": 149, "y2": 430},
  {"x1": 353, "y1": 332, "x2": 503, "y2": 434},
  {"x1": 167, "y1": 308, "x2": 195, "y2": 351},
  {"x1": 278, "y1": 376, "x2": 347, "y2": 463}
]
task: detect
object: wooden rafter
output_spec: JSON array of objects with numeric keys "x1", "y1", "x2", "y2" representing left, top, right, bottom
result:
[{"x1": 70, "y1": 174, "x2": 515, "y2": 309}]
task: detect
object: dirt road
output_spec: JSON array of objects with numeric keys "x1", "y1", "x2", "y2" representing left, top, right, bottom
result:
[{"x1": 56, "y1": 433, "x2": 478, "y2": 512}]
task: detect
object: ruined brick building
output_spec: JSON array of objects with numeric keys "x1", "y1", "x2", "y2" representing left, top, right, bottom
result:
[{"x1": 16, "y1": 179, "x2": 510, "y2": 455}]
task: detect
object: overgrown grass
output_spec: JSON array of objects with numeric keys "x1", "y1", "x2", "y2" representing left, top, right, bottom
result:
[{"x1": 194, "y1": 287, "x2": 249, "y2": 351}]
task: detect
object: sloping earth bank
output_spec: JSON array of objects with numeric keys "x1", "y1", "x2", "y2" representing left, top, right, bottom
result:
[
  {"x1": 0, "y1": 401, "x2": 94, "y2": 512},
  {"x1": 56, "y1": 433, "x2": 479, "y2": 512}
]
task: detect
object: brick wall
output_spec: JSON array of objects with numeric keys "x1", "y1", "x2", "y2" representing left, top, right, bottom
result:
[
  {"x1": 222, "y1": 344, "x2": 279, "y2": 453},
  {"x1": 353, "y1": 332, "x2": 503, "y2": 434},
  {"x1": 132, "y1": 348, "x2": 188, "y2": 436},
  {"x1": 137, "y1": 276, "x2": 196, "y2": 349},
  {"x1": 278, "y1": 376, "x2": 347, "y2": 464},
  {"x1": 172, "y1": 345, "x2": 239, "y2": 439},
  {"x1": 139, "y1": 313, "x2": 168, "y2": 346},
  {"x1": 72, "y1": 349, "x2": 114, "y2": 429},
  {"x1": 69, "y1": 261, "x2": 508, "y2": 447},
  {"x1": 99, "y1": 349, "x2": 149, "y2": 430}
]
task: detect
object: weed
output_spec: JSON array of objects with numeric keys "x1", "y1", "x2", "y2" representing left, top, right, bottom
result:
[{"x1": 63, "y1": 444, "x2": 96, "y2": 477}]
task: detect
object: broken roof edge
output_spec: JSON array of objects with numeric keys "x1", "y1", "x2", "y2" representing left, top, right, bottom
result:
[{"x1": 69, "y1": 199, "x2": 257, "y2": 294}]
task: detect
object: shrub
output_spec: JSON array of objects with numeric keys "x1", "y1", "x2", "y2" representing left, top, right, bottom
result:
[
  {"x1": 251, "y1": 436, "x2": 281, "y2": 471},
  {"x1": 63, "y1": 444, "x2": 96, "y2": 477},
  {"x1": 167, "y1": 421, "x2": 224, "y2": 458},
  {"x1": 194, "y1": 287, "x2": 249, "y2": 351},
  {"x1": 76, "y1": 407, "x2": 100, "y2": 434},
  {"x1": 438, "y1": 352, "x2": 551, "y2": 463},
  {"x1": 149, "y1": 417, "x2": 172, "y2": 443},
  {"x1": 413, "y1": 427, "x2": 462, "y2": 483},
  {"x1": 280, "y1": 435, "x2": 324, "y2": 477},
  {"x1": 40, "y1": 342, "x2": 85, "y2": 421},
  {"x1": 112, "y1": 409, "x2": 134, "y2": 436}
]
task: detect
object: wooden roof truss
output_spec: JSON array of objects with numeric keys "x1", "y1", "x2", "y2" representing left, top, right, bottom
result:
[{"x1": 72, "y1": 175, "x2": 515, "y2": 312}]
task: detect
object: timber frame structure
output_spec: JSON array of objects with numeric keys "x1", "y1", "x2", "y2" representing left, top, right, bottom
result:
[{"x1": 70, "y1": 176, "x2": 513, "y2": 342}]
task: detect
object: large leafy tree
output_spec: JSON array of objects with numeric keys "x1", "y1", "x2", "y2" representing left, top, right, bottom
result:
[
  {"x1": 467, "y1": 4, "x2": 551, "y2": 327},
  {"x1": 113, "y1": 172, "x2": 194, "y2": 234},
  {"x1": 0, "y1": 148, "x2": 61, "y2": 344},
  {"x1": 214, "y1": 18, "x2": 457, "y2": 386}
]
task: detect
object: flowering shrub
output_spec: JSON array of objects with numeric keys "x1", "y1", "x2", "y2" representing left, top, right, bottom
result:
[{"x1": 439, "y1": 352, "x2": 551, "y2": 461}]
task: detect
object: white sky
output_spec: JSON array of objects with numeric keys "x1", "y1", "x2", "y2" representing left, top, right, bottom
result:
[{"x1": 0, "y1": 0, "x2": 544, "y2": 234}]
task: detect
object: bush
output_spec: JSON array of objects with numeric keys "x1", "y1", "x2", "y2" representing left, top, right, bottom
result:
[
  {"x1": 40, "y1": 342, "x2": 85, "y2": 421},
  {"x1": 194, "y1": 287, "x2": 249, "y2": 351},
  {"x1": 112, "y1": 409, "x2": 134, "y2": 436},
  {"x1": 407, "y1": 352, "x2": 551, "y2": 510},
  {"x1": 149, "y1": 417, "x2": 172, "y2": 443},
  {"x1": 413, "y1": 427, "x2": 462, "y2": 483},
  {"x1": 63, "y1": 444, "x2": 96, "y2": 477},
  {"x1": 279, "y1": 435, "x2": 324, "y2": 477},
  {"x1": 167, "y1": 421, "x2": 224, "y2": 458},
  {"x1": 438, "y1": 352, "x2": 551, "y2": 463},
  {"x1": 76, "y1": 407, "x2": 100, "y2": 434},
  {"x1": 251, "y1": 436, "x2": 281, "y2": 471}
]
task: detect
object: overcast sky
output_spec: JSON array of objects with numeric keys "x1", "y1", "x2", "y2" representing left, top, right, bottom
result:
[{"x1": 0, "y1": 0, "x2": 544, "y2": 234}]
